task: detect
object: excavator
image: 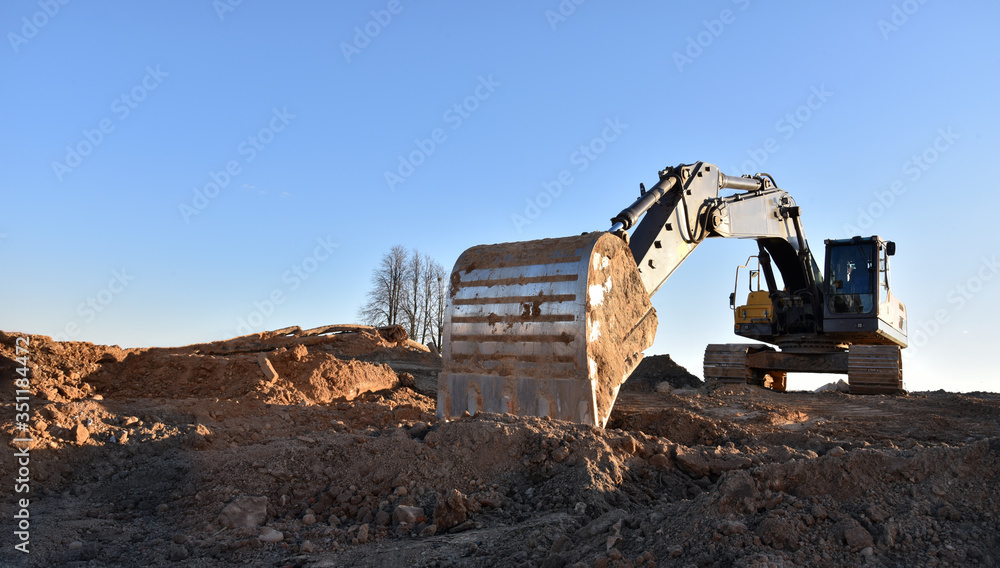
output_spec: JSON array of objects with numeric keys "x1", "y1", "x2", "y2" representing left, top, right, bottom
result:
[{"x1": 437, "y1": 161, "x2": 907, "y2": 427}]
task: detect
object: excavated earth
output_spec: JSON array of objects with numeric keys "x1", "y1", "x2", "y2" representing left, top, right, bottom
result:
[{"x1": 1, "y1": 327, "x2": 999, "y2": 568}]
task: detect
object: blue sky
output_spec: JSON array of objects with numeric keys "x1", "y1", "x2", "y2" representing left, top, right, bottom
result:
[{"x1": 3, "y1": 1, "x2": 997, "y2": 392}]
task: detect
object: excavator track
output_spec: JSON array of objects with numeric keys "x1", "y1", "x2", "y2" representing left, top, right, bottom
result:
[
  {"x1": 847, "y1": 344, "x2": 903, "y2": 394},
  {"x1": 703, "y1": 344, "x2": 755, "y2": 384}
]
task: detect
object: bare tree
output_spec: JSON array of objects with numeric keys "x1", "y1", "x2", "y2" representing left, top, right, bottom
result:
[
  {"x1": 420, "y1": 259, "x2": 446, "y2": 345},
  {"x1": 401, "y1": 250, "x2": 424, "y2": 341},
  {"x1": 430, "y1": 261, "x2": 448, "y2": 349},
  {"x1": 358, "y1": 245, "x2": 408, "y2": 327},
  {"x1": 360, "y1": 246, "x2": 449, "y2": 348}
]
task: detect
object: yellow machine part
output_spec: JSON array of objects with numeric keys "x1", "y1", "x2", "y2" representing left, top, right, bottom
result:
[{"x1": 734, "y1": 290, "x2": 774, "y2": 325}]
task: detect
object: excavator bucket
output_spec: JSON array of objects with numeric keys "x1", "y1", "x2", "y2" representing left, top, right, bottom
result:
[{"x1": 437, "y1": 232, "x2": 657, "y2": 427}]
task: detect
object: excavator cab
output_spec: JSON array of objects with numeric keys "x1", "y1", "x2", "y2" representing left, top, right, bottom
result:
[{"x1": 822, "y1": 236, "x2": 907, "y2": 347}]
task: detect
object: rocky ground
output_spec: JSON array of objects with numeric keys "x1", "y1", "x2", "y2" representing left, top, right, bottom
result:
[{"x1": 1, "y1": 327, "x2": 998, "y2": 567}]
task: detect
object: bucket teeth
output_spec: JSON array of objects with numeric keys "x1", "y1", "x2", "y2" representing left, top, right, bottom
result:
[{"x1": 437, "y1": 232, "x2": 657, "y2": 427}]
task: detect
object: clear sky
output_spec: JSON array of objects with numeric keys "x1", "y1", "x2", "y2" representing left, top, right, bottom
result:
[{"x1": 3, "y1": 1, "x2": 998, "y2": 392}]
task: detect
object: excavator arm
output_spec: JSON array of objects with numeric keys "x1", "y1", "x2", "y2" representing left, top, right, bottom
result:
[{"x1": 613, "y1": 161, "x2": 821, "y2": 302}]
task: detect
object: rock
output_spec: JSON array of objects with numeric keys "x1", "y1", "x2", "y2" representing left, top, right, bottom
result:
[
  {"x1": 156, "y1": 504, "x2": 170, "y2": 512},
  {"x1": 717, "y1": 470, "x2": 761, "y2": 514},
  {"x1": 302, "y1": 513, "x2": 316, "y2": 526},
  {"x1": 397, "y1": 372, "x2": 416, "y2": 389},
  {"x1": 393, "y1": 505, "x2": 424, "y2": 525},
  {"x1": 476, "y1": 492, "x2": 502, "y2": 509},
  {"x1": 675, "y1": 447, "x2": 711, "y2": 477},
  {"x1": 68, "y1": 541, "x2": 83, "y2": 550},
  {"x1": 357, "y1": 523, "x2": 369, "y2": 544},
  {"x1": 172, "y1": 534, "x2": 188, "y2": 544},
  {"x1": 606, "y1": 519, "x2": 623, "y2": 551},
  {"x1": 219, "y1": 496, "x2": 268, "y2": 528},
  {"x1": 718, "y1": 520, "x2": 748, "y2": 535},
  {"x1": 168, "y1": 544, "x2": 188, "y2": 561},
  {"x1": 420, "y1": 524, "x2": 437, "y2": 537},
  {"x1": 74, "y1": 423, "x2": 90, "y2": 445},
  {"x1": 433, "y1": 489, "x2": 469, "y2": 530},
  {"x1": 676, "y1": 446, "x2": 751, "y2": 477},
  {"x1": 757, "y1": 517, "x2": 803, "y2": 550},
  {"x1": 259, "y1": 527, "x2": 283, "y2": 543},
  {"x1": 844, "y1": 526, "x2": 874, "y2": 551},
  {"x1": 577, "y1": 509, "x2": 628, "y2": 540},
  {"x1": 375, "y1": 510, "x2": 392, "y2": 526},
  {"x1": 815, "y1": 379, "x2": 850, "y2": 393},
  {"x1": 551, "y1": 446, "x2": 570, "y2": 463},
  {"x1": 301, "y1": 540, "x2": 316, "y2": 553},
  {"x1": 828, "y1": 446, "x2": 847, "y2": 457},
  {"x1": 257, "y1": 353, "x2": 279, "y2": 382},
  {"x1": 937, "y1": 504, "x2": 962, "y2": 521},
  {"x1": 649, "y1": 453, "x2": 672, "y2": 470}
]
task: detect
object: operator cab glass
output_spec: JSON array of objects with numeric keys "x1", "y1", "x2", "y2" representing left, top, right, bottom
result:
[{"x1": 826, "y1": 241, "x2": 876, "y2": 314}]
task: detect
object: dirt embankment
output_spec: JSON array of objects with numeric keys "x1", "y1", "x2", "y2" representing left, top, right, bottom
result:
[
  {"x1": 621, "y1": 354, "x2": 703, "y2": 393},
  {"x1": 2, "y1": 328, "x2": 999, "y2": 568}
]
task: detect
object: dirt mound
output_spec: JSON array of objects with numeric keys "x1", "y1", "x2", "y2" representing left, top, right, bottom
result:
[
  {"x1": 622, "y1": 353, "x2": 703, "y2": 392},
  {"x1": 3, "y1": 327, "x2": 1000, "y2": 567},
  {"x1": 0, "y1": 325, "x2": 425, "y2": 406}
]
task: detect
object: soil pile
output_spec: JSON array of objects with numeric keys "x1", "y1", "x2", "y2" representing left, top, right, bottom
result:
[
  {"x1": 622, "y1": 354, "x2": 703, "y2": 393},
  {"x1": 1, "y1": 328, "x2": 999, "y2": 567}
]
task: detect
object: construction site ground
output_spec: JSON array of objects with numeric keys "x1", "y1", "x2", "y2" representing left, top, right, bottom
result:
[{"x1": 2, "y1": 328, "x2": 998, "y2": 568}]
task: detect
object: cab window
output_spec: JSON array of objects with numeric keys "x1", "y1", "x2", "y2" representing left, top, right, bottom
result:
[{"x1": 827, "y1": 244, "x2": 875, "y2": 314}]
